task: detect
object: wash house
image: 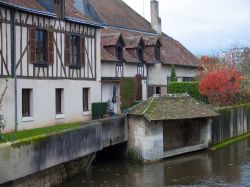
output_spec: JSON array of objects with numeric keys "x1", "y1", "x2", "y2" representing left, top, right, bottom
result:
[{"x1": 127, "y1": 94, "x2": 219, "y2": 161}]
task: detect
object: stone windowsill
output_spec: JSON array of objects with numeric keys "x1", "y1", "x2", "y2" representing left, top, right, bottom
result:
[
  {"x1": 22, "y1": 116, "x2": 34, "y2": 122},
  {"x1": 82, "y1": 111, "x2": 91, "y2": 116},
  {"x1": 56, "y1": 114, "x2": 65, "y2": 119}
]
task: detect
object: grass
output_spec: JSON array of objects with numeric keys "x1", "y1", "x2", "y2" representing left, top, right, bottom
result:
[
  {"x1": 0, "y1": 122, "x2": 81, "y2": 144},
  {"x1": 209, "y1": 132, "x2": 250, "y2": 151}
]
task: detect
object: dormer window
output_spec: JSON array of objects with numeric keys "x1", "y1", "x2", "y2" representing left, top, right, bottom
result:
[
  {"x1": 54, "y1": 0, "x2": 64, "y2": 18},
  {"x1": 116, "y1": 45, "x2": 123, "y2": 61},
  {"x1": 137, "y1": 48, "x2": 144, "y2": 62},
  {"x1": 155, "y1": 45, "x2": 160, "y2": 60}
]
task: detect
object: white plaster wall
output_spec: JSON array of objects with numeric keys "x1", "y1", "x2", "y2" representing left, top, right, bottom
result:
[
  {"x1": 21, "y1": 79, "x2": 100, "y2": 131},
  {"x1": 1, "y1": 79, "x2": 101, "y2": 133},
  {"x1": 101, "y1": 82, "x2": 120, "y2": 114},
  {"x1": 124, "y1": 63, "x2": 138, "y2": 77},
  {"x1": 101, "y1": 62, "x2": 116, "y2": 77},
  {"x1": 148, "y1": 64, "x2": 199, "y2": 86}
]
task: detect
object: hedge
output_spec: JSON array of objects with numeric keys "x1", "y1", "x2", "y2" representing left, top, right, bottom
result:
[
  {"x1": 168, "y1": 82, "x2": 208, "y2": 103},
  {"x1": 92, "y1": 102, "x2": 108, "y2": 120}
]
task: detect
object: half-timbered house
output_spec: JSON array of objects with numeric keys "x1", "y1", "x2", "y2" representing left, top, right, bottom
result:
[{"x1": 0, "y1": 0, "x2": 102, "y2": 132}]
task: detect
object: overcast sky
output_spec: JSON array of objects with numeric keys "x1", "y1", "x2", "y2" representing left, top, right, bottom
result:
[{"x1": 123, "y1": 0, "x2": 250, "y2": 56}]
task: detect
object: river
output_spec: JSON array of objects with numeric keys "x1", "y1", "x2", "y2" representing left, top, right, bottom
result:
[{"x1": 61, "y1": 138, "x2": 250, "y2": 187}]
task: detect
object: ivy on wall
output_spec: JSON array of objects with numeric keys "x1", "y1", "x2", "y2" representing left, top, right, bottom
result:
[{"x1": 120, "y1": 77, "x2": 137, "y2": 111}]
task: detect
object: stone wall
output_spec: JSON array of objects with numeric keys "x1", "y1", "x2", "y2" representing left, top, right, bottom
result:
[
  {"x1": 0, "y1": 116, "x2": 128, "y2": 185},
  {"x1": 2, "y1": 154, "x2": 95, "y2": 187},
  {"x1": 211, "y1": 104, "x2": 250, "y2": 145}
]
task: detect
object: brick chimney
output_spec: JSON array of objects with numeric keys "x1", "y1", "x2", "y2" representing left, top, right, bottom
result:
[{"x1": 150, "y1": 0, "x2": 162, "y2": 34}]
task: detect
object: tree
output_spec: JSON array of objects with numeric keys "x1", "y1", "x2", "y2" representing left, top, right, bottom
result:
[
  {"x1": 219, "y1": 46, "x2": 250, "y2": 87},
  {"x1": 170, "y1": 65, "x2": 177, "y2": 82},
  {"x1": 199, "y1": 63, "x2": 244, "y2": 106}
]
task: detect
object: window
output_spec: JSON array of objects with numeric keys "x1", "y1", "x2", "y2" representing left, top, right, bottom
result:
[
  {"x1": 36, "y1": 29, "x2": 47, "y2": 64},
  {"x1": 156, "y1": 87, "x2": 161, "y2": 95},
  {"x1": 137, "y1": 48, "x2": 144, "y2": 62},
  {"x1": 65, "y1": 35, "x2": 84, "y2": 68},
  {"x1": 182, "y1": 77, "x2": 194, "y2": 82},
  {"x1": 22, "y1": 89, "x2": 32, "y2": 117},
  {"x1": 137, "y1": 63, "x2": 144, "y2": 76},
  {"x1": 71, "y1": 35, "x2": 80, "y2": 66},
  {"x1": 56, "y1": 89, "x2": 63, "y2": 114},
  {"x1": 155, "y1": 45, "x2": 160, "y2": 60},
  {"x1": 83, "y1": 88, "x2": 89, "y2": 111},
  {"x1": 116, "y1": 45, "x2": 123, "y2": 61}
]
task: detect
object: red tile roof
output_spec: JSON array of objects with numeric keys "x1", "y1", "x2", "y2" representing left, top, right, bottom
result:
[
  {"x1": 0, "y1": 0, "x2": 100, "y2": 26},
  {"x1": 87, "y1": 0, "x2": 155, "y2": 33},
  {"x1": 101, "y1": 33, "x2": 121, "y2": 46},
  {"x1": 0, "y1": 0, "x2": 48, "y2": 12},
  {"x1": 102, "y1": 47, "x2": 118, "y2": 62},
  {"x1": 101, "y1": 28, "x2": 200, "y2": 67}
]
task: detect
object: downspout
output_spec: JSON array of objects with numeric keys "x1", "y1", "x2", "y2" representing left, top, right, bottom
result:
[
  {"x1": 11, "y1": 10, "x2": 18, "y2": 131},
  {"x1": 146, "y1": 63, "x2": 149, "y2": 98}
]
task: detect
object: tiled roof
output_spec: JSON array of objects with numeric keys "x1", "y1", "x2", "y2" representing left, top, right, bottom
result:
[
  {"x1": 101, "y1": 33, "x2": 122, "y2": 46},
  {"x1": 65, "y1": 0, "x2": 99, "y2": 25},
  {"x1": 128, "y1": 94, "x2": 219, "y2": 121},
  {"x1": 101, "y1": 28, "x2": 200, "y2": 67},
  {"x1": 0, "y1": 0, "x2": 100, "y2": 26},
  {"x1": 87, "y1": 0, "x2": 155, "y2": 33},
  {"x1": 101, "y1": 47, "x2": 118, "y2": 62},
  {"x1": 123, "y1": 36, "x2": 143, "y2": 49},
  {"x1": 0, "y1": 0, "x2": 49, "y2": 13}
]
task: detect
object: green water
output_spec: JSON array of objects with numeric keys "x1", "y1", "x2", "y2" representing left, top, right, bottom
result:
[{"x1": 62, "y1": 138, "x2": 250, "y2": 187}]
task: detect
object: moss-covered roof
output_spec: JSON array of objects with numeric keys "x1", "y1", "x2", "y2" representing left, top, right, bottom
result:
[{"x1": 128, "y1": 94, "x2": 219, "y2": 121}]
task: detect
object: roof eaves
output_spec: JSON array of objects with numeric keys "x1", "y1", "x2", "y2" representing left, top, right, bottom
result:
[
  {"x1": 65, "y1": 16, "x2": 104, "y2": 28},
  {"x1": 0, "y1": 1, "x2": 56, "y2": 17},
  {"x1": 106, "y1": 25, "x2": 157, "y2": 36}
]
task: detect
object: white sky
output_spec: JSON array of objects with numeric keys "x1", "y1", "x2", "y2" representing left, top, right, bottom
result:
[{"x1": 123, "y1": 0, "x2": 250, "y2": 56}]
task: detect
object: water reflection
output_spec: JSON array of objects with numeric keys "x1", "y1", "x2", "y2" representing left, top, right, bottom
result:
[{"x1": 62, "y1": 138, "x2": 250, "y2": 187}]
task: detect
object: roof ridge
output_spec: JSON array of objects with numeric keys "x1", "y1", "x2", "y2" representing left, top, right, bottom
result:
[{"x1": 142, "y1": 95, "x2": 156, "y2": 116}]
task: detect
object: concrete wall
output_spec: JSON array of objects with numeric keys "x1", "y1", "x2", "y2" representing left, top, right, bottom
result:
[
  {"x1": 0, "y1": 117, "x2": 128, "y2": 184},
  {"x1": 128, "y1": 115, "x2": 212, "y2": 161},
  {"x1": 211, "y1": 105, "x2": 250, "y2": 145},
  {"x1": 148, "y1": 64, "x2": 198, "y2": 86}
]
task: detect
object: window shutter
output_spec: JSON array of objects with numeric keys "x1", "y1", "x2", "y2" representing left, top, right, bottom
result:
[
  {"x1": 29, "y1": 28, "x2": 36, "y2": 64},
  {"x1": 64, "y1": 34, "x2": 71, "y2": 65},
  {"x1": 80, "y1": 37, "x2": 85, "y2": 66},
  {"x1": 47, "y1": 31, "x2": 54, "y2": 65}
]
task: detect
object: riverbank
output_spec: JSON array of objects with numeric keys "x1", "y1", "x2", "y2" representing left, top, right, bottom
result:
[{"x1": 210, "y1": 131, "x2": 250, "y2": 150}]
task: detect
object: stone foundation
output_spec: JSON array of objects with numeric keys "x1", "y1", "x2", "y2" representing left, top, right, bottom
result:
[{"x1": 2, "y1": 154, "x2": 95, "y2": 187}]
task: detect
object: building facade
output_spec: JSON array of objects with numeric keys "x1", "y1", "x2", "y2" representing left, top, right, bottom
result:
[{"x1": 0, "y1": 0, "x2": 102, "y2": 132}]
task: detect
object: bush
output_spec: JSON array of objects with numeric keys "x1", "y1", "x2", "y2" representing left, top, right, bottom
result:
[
  {"x1": 168, "y1": 82, "x2": 208, "y2": 103},
  {"x1": 199, "y1": 62, "x2": 244, "y2": 106},
  {"x1": 92, "y1": 102, "x2": 108, "y2": 120}
]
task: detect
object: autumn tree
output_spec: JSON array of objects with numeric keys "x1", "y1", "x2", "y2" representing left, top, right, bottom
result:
[{"x1": 199, "y1": 63, "x2": 244, "y2": 106}]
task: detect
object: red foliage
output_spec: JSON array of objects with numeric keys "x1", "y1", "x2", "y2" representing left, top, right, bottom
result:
[{"x1": 199, "y1": 63, "x2": 244, "y2": 106}]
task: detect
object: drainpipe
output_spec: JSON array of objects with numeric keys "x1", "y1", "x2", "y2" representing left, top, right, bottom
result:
[
  {"x1": 146, "y1": 63, "x2": 149, "y2": 98},
  {"x1": 11, "y1": 10, "x2": 18, "y2": 131}
]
